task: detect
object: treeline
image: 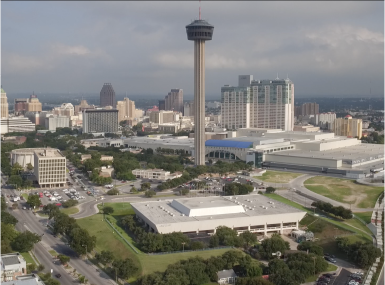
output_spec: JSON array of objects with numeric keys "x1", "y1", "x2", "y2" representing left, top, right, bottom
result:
[
  {"x1": 158, "y1": 160, "x2": 252, "y2": 190},
  {"x1": 138, "y1": 251, "x2": 269, "y2": 285},
  {"x1": 43, "y1": 204, "x2": 96, "y2": 256},
  {"x1": 1, "y1": 197, "x2": 41, "y2": 254},
  {"x1": 224, "y1": 183, "x2": 254, "y2": 195},
  {"x1": 336, "y1": 237, "x2": 381, "y2": 269},
  {"x1": 311, "y1": 201, "x2": 353, "y2": 219},
  {"x1": 94, "y1": 250, "x2": 138, "y2": 280}
]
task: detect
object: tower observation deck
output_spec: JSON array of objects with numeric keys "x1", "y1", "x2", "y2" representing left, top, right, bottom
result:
[{"x1": 186, "y1": 19, "x2": 214, "y2": 165}]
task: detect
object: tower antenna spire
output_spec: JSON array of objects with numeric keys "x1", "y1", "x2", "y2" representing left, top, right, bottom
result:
[{"x1": 199, "y1": 0, "x2": 201, "y2": 20}]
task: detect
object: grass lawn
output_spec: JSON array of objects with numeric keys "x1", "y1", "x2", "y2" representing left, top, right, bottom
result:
[
  {"x1": 21, "y1": 252, "x2": 36, "y2": 265},
  {"x1": 77, "y1": 213, "x2": 142, "y2": 280},
  {"x1": 36, "y1": 211, "x2": 48, "y2": 218},
  {"x1": 48, "y1": 250, "x2": 58, "y2": 256},
  {"x1": 97, "y1": 202, "x2": 135, "y2": 216},
  {"x1": 354, "y1": 212, "x2": 373, "y2": 224},
  {"x1": 304, "y1": 176, "x2": 383, "y2": 208},
  {"x1": 256, "y1": 170, "x2": 303, "y2": 183},
  {"x1": 344, "y1": 218, "x2": 372, "y2": 236},
  {"x1": 21, "y1": 193, "x2": 29, "y2": 201},
  {"x1": 138, "y1": 248, "x2": 235, "y2": 275},
  {"x1": 60, "y1": 207, "x2": 79, "y2": 215}
]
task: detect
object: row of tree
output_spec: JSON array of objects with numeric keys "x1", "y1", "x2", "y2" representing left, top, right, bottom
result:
[
  {"x1": 311, "y1": 201, "x2": 353, "y2": 219},
  {"x1": 138, "y1": 250, "x2": 267, "y2": 285},
  {"x1": 95, "y1": 250, "x2": 138, "y2": 280},
  {"x1": 224, "y1": 183, "x2": 254, "y2": 196},
  {"x1": 43, "y1": 204, "x2": 96, "y2": 256},
  {"x1": 336, "y1": 237, "x2": 382, "y2": 269},
  {"x1": 1, "y1": 197, "x2": 42, "y2": 254}
]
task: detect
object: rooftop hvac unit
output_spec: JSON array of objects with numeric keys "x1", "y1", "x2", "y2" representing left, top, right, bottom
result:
[
  {"x1": 181, "y1": 214, "x2": 185, "y2": 216},
  {"x1": 265, "y1": 207, "x2": 268, "y2": 210}
]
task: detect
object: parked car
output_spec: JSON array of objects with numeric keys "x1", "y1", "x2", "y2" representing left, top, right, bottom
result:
[{"x1": 55, "y1": 274, "x2": 61, "y2": 279}]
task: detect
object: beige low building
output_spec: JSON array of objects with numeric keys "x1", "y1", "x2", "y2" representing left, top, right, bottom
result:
[
  {"x1": 34, "y1": 149, "x2": 66, "y2": 188},
  {"x1": 293, "y1": 125, "x2": 320, "y2": 132},
  {"x1": 101, "y1": 155, "x2": 113, "y2": 161},
  {"x1": 81, "y1": 154, "x2": 92, "y2": 162},
  {"x1": 334, "y1": 115, "x2": 362, "y2": 139},
  {"x1": 132, "y1": 169, "x2": 183, "y2": 181}
]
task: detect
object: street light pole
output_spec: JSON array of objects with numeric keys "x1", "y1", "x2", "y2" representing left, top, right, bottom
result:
[
  {"x1": 182, "y1": 242, "x2": 185, "y2": 252},
  {"x1": 82, "y1": 244, "x2": 87, "y2": 261}
]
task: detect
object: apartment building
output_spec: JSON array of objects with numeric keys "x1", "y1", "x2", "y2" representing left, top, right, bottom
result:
[
  {"x1": 311, "y1": 112, "x2": 336, "y2": 130},
  {"x1": 82, "y1": 109, "x2": 119, "y2": 133},
  {"x1": 149, "y1": 110, "x2": 180, "y2": 124},
  {"x1": 34, "y1": 149, "x2": 66, "y2": 188},
  {"x1": 1, "y1": 253, "x2": 27, "y2": 282},
  {"x1": 334, "y1": 115, "x2": 363, "y2": 139},
  {"x1": 295, "y1": 102, "x2": 319, "y2": 117},
  {"x1": 221, "y1": 75, "x2": 294, "y2": 131}
]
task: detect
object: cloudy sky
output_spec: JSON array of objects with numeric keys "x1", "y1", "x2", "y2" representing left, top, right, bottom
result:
[{"x1": 2, "y1": 1, "x2": 384, "y2": 99}]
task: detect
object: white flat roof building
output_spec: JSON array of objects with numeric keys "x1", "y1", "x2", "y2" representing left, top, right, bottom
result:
[
  {"x1": 132, "y1": 169, "x2": 183, "y2": 181},
  {"x1": 131, "y1": 194, "x2": 306, "y2": 234}
]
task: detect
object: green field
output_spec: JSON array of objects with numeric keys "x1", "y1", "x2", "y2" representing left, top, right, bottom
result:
[
  {"x1": 21, "y1": 193, "x2": 29, "y2": 201},
  {"x1": 304, "y1": 176, "x2": 383, "y2": 208},
  {"x1": 21, "y1": 252, "x2": 36, "y2": 265},
  {"x1": 97, "y1": 202, "x2": 135, "y2": 216},
  {"x1": 60, "y1": 207, "x2": 79, "y2": 215},
  {"x1": 354, "y1": 212, "x2": 373, "y2": 224},
  {"x1": 256, "y1": 170, "x2": 302, "y2": 183},
  {"x1": 48, "y1": 250, "x2": 58, "y2": 256},
  {"x1": 344, "y1": 218, "x2": 372, "y2": 236}
]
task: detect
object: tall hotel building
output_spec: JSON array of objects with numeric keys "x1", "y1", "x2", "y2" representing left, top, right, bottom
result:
[
  {"x1": 221, "y1": 75, "x2": 294, "y2": 131},
  {"x1": 334, "y1": 115, "x2": 362, "y2": 139},
  {"x1": 83, "y1": 109, "x2": 119, "y2": 133},
  {"x1": 100, "y1": 83, "x2": 116, "y2": 107}
]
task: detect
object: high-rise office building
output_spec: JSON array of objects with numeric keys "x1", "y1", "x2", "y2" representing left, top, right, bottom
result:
[
  {"x1": 116, "y1": 97, "x2": 136, "y2": 122},
  {"x1": 52, "y1": 103, "x2": 74, "y2": 117},
  {"x1": 186, "y1": 18, "x2": 214, "y2": 165},
  {"x1": 165, "y1": 89, "x2": 183, "y2": 112},
  {"x1": 334, "y1": 115, "x2": 362, "y2": 139},
  {"x1": 45, "y1": 115, "x2": 70, "y2": 131},
  {"x1": 158, "y1": 100, "x2": 166, "y2": 111},
  {"x1": 295, "y1": 102, "x2": 319, "y2": 117},
  {"x1": 26, "y1": 94, "x2": 42, "y2": 112},
  {"x1": 183, "y1": 101, "x2": 195, "y2": 116},
  {"x1": 221, "y1": 76, "x2": 294, "y2": 131},
  {"x1": 83, "y1": 109, "x2": 118, "y2": 133},
  {"x1": 100, "y1": 83, "x2": 115, "y2": 107},
  {"x1": 34, "y1": 149, "x2": 66, "y2": 188},
  {"x1": 14, "y1": 98, "x2": 29, "y2": 115},
  {"x1": 1, "y1": 86, "x2": 9, "y2": 118}
]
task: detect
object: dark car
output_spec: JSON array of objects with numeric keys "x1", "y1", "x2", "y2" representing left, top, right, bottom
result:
[
  {"x1": 55, "y1": 274, "x2": 61, "y2": 278},
  {"x1": 323, "y1": 273, "x2": 333, "y2": 278}
]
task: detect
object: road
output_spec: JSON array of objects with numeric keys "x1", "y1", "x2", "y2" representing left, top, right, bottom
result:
[
  {"x1": 4, "y1": 188, "x2": 116, "y2": 285},
  {"x1": 377, "y1": 264, "x2": 384, "y2": 285}
]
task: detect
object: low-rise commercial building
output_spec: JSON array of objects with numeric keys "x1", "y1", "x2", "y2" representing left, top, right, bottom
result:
[
  {"x1": 1, "y1": 253, "x2": 27, "y2": 282},
  {"x1": 132, "y1": 169, "x2": 183, "y2": 180},
  {"x1": 34, "y1": 149, "x2": 66, "y2": 188},
  {"x1": 131, "y1": 194, "x2": 306, "y2": 234},
  {"x1": 1, "y1": 117, "x2": 35, "y2": 135},
  {"x1": 2, "y1": 274, "x2": 45, "y2": 285}
]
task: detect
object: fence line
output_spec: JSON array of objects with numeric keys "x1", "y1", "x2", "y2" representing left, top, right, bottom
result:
[
  {"x1": 147, "y1": 246, "x2": 234, "y2": 255},
  {"x1": 104, "y1": 219, "x2": 140, "y2": 254},
  {"x1": 353, "y1": 214, "x2": 368, "y2": 225}
]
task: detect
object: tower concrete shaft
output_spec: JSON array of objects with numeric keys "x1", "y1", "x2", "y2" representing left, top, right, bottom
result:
[
  {"x1": 186, "y1": 19, "x2": 214, "y2": 166},
  {"x1": 194, "y1": 40, "x2": 206, "y2": 165}
]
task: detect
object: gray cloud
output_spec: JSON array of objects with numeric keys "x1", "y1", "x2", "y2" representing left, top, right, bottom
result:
[{"x1": 1, "y1": 1, "x2": 383, "y2": 98}]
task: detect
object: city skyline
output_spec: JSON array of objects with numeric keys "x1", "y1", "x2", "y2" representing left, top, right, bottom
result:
[{"x1": 2, "y1": 1, "x2": 384, "y2": 98}]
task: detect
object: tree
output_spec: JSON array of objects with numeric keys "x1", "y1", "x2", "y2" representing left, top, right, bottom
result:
[
  {"x1": 1, "y1": 222, "x2": 18, "y2": 254},
  {"x1": 215, "y1": 226, "x2": 242, "y2": 246},
  {"x1": 297, "y1": 241, "x2": 324, "y2": 256},
  {"x1": 259, "y1": 234, "x2": 290, "y2": 259},
  {"x1": 265, "y1": 187, "x2": 276, "y2": 193},
  {"x1": 222, "y1": 250, "x2": 243, "y2": 268},
  {"x1": 12, "y1": 231, "x2": 41, "y2": 252},
  {"x1": 8, "y1": 175, "x2": 23, "y2": 188},
  {"x1": 236, "y1": 277, "x2": 274, "y2": 285},
  {"x1": 68, "y1": 227, "x2": 96, "y2": 256},
  {"x1": 240, "y1": 231, "x2": 257, "y2": 247},
  {"x1": 190, "y1": 241, "x2": 205, "y2": 250},
  {"x1": 239, "y1": 255, "x2": 263, "y2": 277},
  {"x1": 180, "y1": 188, "x2": 189, "y2": 196},
  {"x1": 62, "y1": 199, "x2": 78, "y2": 208},
  {"x1": 12, "y1": 203, "x2": 18, "y2": 210},
  {"x1": 141, "y1": 182, "x2": 151, "y2": 191},
  {"x1": 78, "y1": 275, "x2": 88, "y2": 284},
  {"x1": 130, "y1": 186, "x2": 138, "y2": 193},
  {"x1": 145, "y1": 190, "x2": 156, "y2": 198},
  {"x1": 27, "y1": 194, "x2": 41, "y2": 209},
  {"x1": 26, "y1": 163, "x2": 34, "y2": 171},
  {"x1": 43, "y1": 204, "x2": 60, "y2": 219},
  {"x1": 95, "y1": 250, "x2": 114, "y2": 265},
  {"x1": 52, "y1": 212, "x2": 78, "y2": 235},
  {"x1": 1, "y1": 196, "x2": 7, "y2": 210},
  {"x1": 113, "y1": 258, "x2": 139, "y2": 279},
  {"x1": 1, "y1": 211, "x2": 18, "y2": 225},
  {"x1": 11, "y1": 162, "x2": 23, "y2": 175},
  {"x1": 27, "y1": 263, "x2": 36, "y2": 273},
  {"x1": 37, "y1": 264, "x2": 45, "y2": 271},
  {"x1": 107, "y1": 188, "x2": 119, "y2": 195},
  {"x1": 58, "y1": 254, "x2": 70, "y2": 265},
  {"x1": 268, "y1": 259, "x2": 297, "y2": 285},
  {"x1": 103, "y1": 206, "x2": 114, "y2": 215},
  {"x1": 209, "y1": 235, "x2": 219, "y2": 247}
]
